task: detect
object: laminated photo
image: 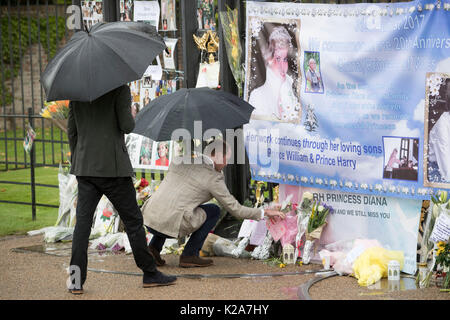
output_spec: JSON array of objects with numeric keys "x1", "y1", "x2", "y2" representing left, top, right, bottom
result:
[
  {"x1": 120, "y1": 0, "x2": 133, "y2": 21},
  {"x1": 81, "y1": 0, "x2": 103, "y2": 30},
  {"x1": 160, "y1": 0, "x2": 177, "y2": 31},
  {"x1": 163, "y1": 38, "x2": 178, "y2": 70},
  {"x1": 152, "y1": 141, "x2": 172, "y2": 169},
  {"x1": 133, "y1": 0, "x2": 160, "y2": 31},
  {"x1": 197, "y1": 0, "x2": 216, "y2": 31}
]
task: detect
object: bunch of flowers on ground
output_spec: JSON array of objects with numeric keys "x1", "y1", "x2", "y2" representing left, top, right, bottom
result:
[
  {"x1": 435, "y1": 241, "x2": 449, "y2": 289},
  {"x1": 303, "y1": 199, "x2": 333, "y2": 264},
  {"x1": 418, "y1": 191, "x2": 450, "y2": 288}
]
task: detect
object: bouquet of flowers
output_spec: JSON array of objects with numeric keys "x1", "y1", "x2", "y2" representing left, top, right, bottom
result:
[
  {"x1": 294, "y1": 191, "x2": 314, "y2": 261},
  {"x1": 134, "y1": 177, "x2": 151, "y2": 202},
  {"x1": 418, "y1": 191, "x2": 450, "y2": 288},
  {"x1": 219, "y1": 5, "x2": 244, "y2": 97},
  {"x1": 436, "y1": 241, "x2": 449, "y2": 289},
  {"x1": 303, "y1": 200, "x2": 333, "y2": 264},
  {"x1": 40, "y1": 100, "x2": 70, "y2": 133}
]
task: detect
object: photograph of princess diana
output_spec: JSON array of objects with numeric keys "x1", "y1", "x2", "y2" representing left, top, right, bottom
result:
[
  {"x1": 246, "y1": 18, "x2": 301, "y2": 123},
  {"x1": 424, "y1": 73, "x2": 450, "y2": 188}
]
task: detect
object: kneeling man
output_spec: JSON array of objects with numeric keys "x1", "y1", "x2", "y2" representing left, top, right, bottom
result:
[{"x1": 141, "y1": 139, "x2": 285, "y2": 267}]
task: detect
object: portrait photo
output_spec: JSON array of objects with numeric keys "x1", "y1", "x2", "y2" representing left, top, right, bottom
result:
[
  {"x1": 383, "y1": 136, "x2": 419, "y2": 181},
  {"x1": 81, "y1": 0, "x2": 103, "y2": 30},
  {"x1": 304, "y1": 51, "x2": 324, "y2": 94},
  {"x1": 161, "y1": 0, "x2": 176, "y2": 31},
  {"x1": 140, "y1": 86, "x2": 154, "y2": 110},
  {"x1": 120, "y1": 0, "x2": 133, "y2": 21},
  {"x1": 245, "y1": 18, "x2": 302, "y2": 123},
  {"x1": 197, "y1": 0, "x2": 216, "y2": 31},
  {"x1": 153, "y1": 141, "x2": 171, "y2": 168},
  {"x1": 424, "y1": 72, "x2": 450, "y2": 188},
  {"x1": 139, "y1": 137, "x2": 153, "y2": 166}
]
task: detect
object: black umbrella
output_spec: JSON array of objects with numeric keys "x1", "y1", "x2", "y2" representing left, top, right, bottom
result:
[
  {"x1": 133, "y1": 87, "x2": 255, "y2": 141},
  {"x1": 41, "y1": 22, "x2": 166, "y2": 102}
]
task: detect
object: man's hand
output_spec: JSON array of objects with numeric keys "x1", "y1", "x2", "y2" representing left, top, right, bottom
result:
[{"x1": 265, "y1": 209, "x2": 286, "y2": 224}]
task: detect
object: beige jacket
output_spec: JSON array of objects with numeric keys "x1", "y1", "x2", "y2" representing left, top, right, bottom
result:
[{"x1": 141, "y1": 161, "x2": 262, "y2": 238}]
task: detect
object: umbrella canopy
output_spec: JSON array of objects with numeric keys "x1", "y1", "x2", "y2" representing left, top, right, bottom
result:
[
  {"x1": 133, "y1": 87, "x2": 255, "y2": 141},
  {"x1": 41, "y1": 21, "x2": 166, "y2": 102}
]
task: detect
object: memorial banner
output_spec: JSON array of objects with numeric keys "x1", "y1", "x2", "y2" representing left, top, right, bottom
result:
[
  {"x1": 280, "y1": 185, "x2": 422, "y2": 274},
  {"x1": 244, "y1": 0, "x2": 450, "y2": 200}
]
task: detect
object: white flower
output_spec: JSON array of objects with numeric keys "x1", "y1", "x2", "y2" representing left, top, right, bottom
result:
[
  {"x1": 303, "y1": 191, "x2": 313, "y2": 200},
  {"x1": 430, "y1": 86, "x2": 440, "y2": 97},
  {"x1": 318, "y1": 205, "x2": 324, "y2": 212}
]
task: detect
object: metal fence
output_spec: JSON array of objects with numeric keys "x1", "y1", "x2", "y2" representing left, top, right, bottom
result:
[{"x1": 0, "y1": 1, "x2": 73, "y2": 217}]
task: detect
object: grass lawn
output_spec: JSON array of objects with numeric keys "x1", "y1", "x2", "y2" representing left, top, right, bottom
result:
[
  {"x1": 0, "y1": 166, "x2": 164, "y2": 237},
  {"x1": 0, "y1": 166, "x2": 60, "y2": 236}
]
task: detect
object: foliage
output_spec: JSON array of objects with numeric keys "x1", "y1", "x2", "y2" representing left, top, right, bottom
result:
[{"x1": 0, "y1": 15, "x2": 67, "y2": 106}]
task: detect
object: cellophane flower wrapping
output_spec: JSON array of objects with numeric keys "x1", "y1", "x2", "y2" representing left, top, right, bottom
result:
[
  {"x1": 418, "y1": 191, "x2": 450, "y2": 287},
  {"x1": 295, "y1": 192, "x2": 313, "y2": 260},
  {"x1": 251, "y1": 232, "x2": 273, "y2": 260},
  {"x1": 219, "y1": 6, "x2": 244, "y2": 97},
  {"x1": 266, "y1": 194, "x2": 298, "y2": 246},
  {"x1": 40, "y1": 100, "x2": 70, "y2": 133},
  {"x1": 302, "y1": 198, "x2": 332, "y2": 264}
]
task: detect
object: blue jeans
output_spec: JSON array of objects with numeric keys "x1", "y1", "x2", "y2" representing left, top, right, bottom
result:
[{"x1": 146, "y1": 203, "x2": 221, "y2": 257}]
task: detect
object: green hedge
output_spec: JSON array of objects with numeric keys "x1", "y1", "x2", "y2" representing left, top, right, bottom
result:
[{"x1": 0, "y1": 15, "x2": 66, "y2": 106}]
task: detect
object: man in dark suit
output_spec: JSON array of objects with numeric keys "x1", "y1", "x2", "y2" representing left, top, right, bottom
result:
[{"x1": 67, "y1": 85, "x2": 176, "y2": 294}]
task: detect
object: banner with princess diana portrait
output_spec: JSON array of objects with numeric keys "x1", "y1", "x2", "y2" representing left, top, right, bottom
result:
[{"x1": 243, "y1": 0, "x2": 450, "y2": 200}]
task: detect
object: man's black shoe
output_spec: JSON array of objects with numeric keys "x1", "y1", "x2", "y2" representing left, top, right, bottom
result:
[{"x1": 143, "y1": 271, "x2": 177, "y2": 288}]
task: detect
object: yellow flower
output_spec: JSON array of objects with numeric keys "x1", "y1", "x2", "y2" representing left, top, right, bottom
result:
[
  {"x1": 41, "y1": 109, "x2": 51, "y2": 119},
  {"x1": 298, "y1": 261, "x2": 303, "y2": 266},
  {"x1": 231, "y1": 46, "x2": 239, "y2": 61},
  {"x1": 279, "y1": 263, "x2": 286, "y2": 268},
  {"x1": 437, "y1": 241, "x2": 446, "y2": 249}
]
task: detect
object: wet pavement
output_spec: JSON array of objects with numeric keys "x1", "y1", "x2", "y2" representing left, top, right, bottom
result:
[{"x1": 1, "y1": 235, "x2": 448, "y2": 300}]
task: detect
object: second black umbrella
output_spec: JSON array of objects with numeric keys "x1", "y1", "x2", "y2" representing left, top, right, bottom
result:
[{"x1": 133, "y1": 87, "x2": 255, "y2": 141}]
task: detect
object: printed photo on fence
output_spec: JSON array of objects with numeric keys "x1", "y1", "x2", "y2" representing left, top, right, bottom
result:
[
  {"x1": 129, "y1": 80, "x2": 141, "y2": 118},
  {"x1": 153, "y1": 141, "x2": 172, "y2": 168},
  {"x1": 245, "y1": 18, "x2": 301, "y2": 123},
  {"x1": 133, "y1": 0, "x2": 160, "y2": 31},
  {"x1": 163, "y1": 38, "x2": 178, "y2": 70},
  {"x1": 81, "y1": 0, "x2": 103, "y2": 30},
  {"x1": 139, "y1": 80, "x2": 177, "y2": 111},
  {"x1": 424, "y1": 72, "x2": 450, "y2": 188},
  {"x1": 161, "y1": 0, "x2": 176, "y2": 31},
  {"x1": 120, "y1": 0, "x2": 133, "y2": 21},
  {"x1": 382, "y1": 136, "x2": 419, "y2": 182},
  {"x1": 125, "y1": 134, "x2": 171, "y2": 171},
  {"x1": 197, "y1": 0, "x2": 216, "y2": 31}
]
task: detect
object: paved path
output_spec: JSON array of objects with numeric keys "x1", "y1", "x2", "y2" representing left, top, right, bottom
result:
[{"x1": 0, "y1": 235, "x2": 448, "y2": 301}]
